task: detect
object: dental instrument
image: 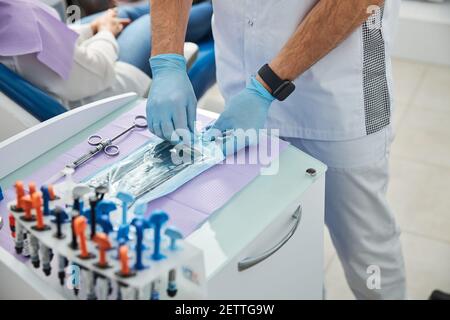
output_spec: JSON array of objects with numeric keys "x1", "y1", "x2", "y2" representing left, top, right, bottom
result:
[{"x1": 46, "y1": 115, "x2": 148, "y2": 184}]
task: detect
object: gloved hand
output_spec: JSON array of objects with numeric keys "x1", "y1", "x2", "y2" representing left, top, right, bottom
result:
[
  {"x1": 204, "y1": 76, "x2": 275, "y2": 155},
  {"x1": 146, "y1": 54, "x2": 197, "y2": 143}
]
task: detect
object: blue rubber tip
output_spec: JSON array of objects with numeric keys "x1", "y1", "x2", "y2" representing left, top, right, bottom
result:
[
  {"x1": 117, "y1": 224, "x2": 130, "y2": 242},
  {"x1": 149, "y1": 211, "x2": 169, "y2": 261},
  {"x1": 134, "y1": 202, "x2": 147, "y2": 216},
  {"x1": 151, "y1": 252, "x2": 166, "y2": 261},
  {"x1": 96, "y1": 200, "x2": 117, "y2": 217},
  {"x1": 116, "y1": 191, "x2": 134, "y2": 225},
  {"x1": 40, "y1": 186, "x2": 51, "y2": 216},
  {"x1": 165, "y1": 226, "x2": 183, "y2": 251}
]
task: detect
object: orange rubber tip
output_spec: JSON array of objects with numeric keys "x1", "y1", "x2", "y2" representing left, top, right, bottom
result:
[
  {"x1": 48, "y1": 185, "x2": 56, "y2": 200},
  {"x1": 74, "y1": 215, "x2": 87, "y2": 233},
  {"x1": 119, "y1": 245, "x2": 130, "y2": 275},
  {"x1": 14, "y1": 181, "x2": 25, "y2": 209},
  {"x1": 31, "y1": 192, "x2": 44, "y2": 229},
  {"x1": 74, "y1": 216, "x2": 89, "y2": 258},
  {"x1": 31, "y1": 192, "x2": 42, "y2": 207},
  {"x1": 28, "y1": 182, "x2": 37, "y2": 196},
  {"x1": 21, "y1": 195, "x2": 32, "y2": 219},
  {"x1": 93, "y1": 233, "x2": 112, "y2": 267}
]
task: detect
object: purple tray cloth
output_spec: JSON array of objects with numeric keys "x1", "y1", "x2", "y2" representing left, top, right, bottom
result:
[{"x1": 0, "y1": 102, "x2": 289, "y2": 259}]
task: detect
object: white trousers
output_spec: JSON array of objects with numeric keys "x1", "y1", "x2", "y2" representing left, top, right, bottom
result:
[{"x1": 283, "y1": 126, "x2": 406, "y2": 299}]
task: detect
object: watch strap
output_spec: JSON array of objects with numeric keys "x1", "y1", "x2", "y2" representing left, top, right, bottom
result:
[{"x1": 257, "y1": 64, "x2": 284, "y2": 93}]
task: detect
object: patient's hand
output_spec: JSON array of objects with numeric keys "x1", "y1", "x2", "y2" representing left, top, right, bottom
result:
[{"x1": 90, "y1": 8, "x2": 130, "y2": 37}]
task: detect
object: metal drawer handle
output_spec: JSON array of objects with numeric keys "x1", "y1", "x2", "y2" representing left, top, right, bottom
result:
[{"x1": 237, "y1": 205, "x2": 302, "y2": 272}]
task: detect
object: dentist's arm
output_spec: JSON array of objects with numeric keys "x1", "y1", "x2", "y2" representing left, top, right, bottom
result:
[
  {"x1": 207, "y1": 0, "x2": 385, "y2": 154},
  {"x1": 150, "y1": 0, "x2": 191, "y2": 56},
  {"x1": 261, "y1": 0, "x2": 385, "y2": 88},
  {"x1": 147, "y1": 0, "x2": 197, "y2": 142},
  {"x1": 210, "y1": 0, "x2": 385, "y2": 133}
]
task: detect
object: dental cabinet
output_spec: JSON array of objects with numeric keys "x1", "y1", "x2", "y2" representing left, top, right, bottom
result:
[{"x1": 0, "y1": 93, "x2": 326, "y2": 299}]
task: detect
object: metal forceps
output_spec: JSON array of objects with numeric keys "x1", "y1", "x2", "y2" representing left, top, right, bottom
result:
[
  {"x1": 46, "y1": 115, "x2": 148, "y2": 184},
  {"x1": 85, "y1": 115, "x2": 147, "y2": 156},
  {"x1": 73, "y1": 115, "x2": 148, "y2": 168}
]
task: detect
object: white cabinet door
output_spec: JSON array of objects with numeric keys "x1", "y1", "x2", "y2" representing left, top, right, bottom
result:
[{"x1": 207, "y1": 176, "x2": 325, "y2": 299}]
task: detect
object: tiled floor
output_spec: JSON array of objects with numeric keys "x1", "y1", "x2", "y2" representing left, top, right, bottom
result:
[{"x1": 198, "y1": 58, "x2": 450, "y2": 300}]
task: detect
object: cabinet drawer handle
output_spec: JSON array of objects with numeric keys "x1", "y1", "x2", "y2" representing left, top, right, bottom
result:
[{"x1": 237, "y1": 205, "x2": 302, "y2": 272}]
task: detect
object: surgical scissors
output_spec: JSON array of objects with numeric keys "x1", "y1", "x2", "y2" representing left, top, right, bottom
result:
[{"x1": 46, "y1": 115, "x2": 148, "y2": 184}]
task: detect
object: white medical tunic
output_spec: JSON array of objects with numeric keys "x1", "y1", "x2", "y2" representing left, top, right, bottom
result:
[{"x1": 212, "y1": 0, "x2": 401, "y2": 141}]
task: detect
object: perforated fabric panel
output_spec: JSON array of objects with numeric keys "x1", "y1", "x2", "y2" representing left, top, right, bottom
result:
[{"x1": 362, "y1": 6, "x2": 391, "y2": 135}]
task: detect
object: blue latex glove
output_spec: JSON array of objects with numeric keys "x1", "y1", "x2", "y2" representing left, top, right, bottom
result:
[
  {"x1": 204, "y1": 76, "x2": 275, "y2": 155},
  {"x1": 147, "y1": 54, "x2": 197, "y2": 143}
]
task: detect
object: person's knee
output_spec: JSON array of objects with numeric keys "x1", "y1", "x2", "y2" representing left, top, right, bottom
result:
[
  {"x1": 186, "y1": 2, "x2": 214, "y2": 42},
  {"x1": 117, "y1": 6, "x2": 134, "y2": 20},
  {"x1": 117, "y1": 5, "x2": 149, "y2": 21}
]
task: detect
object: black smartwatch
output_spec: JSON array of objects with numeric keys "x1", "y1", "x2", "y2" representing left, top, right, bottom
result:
[{"x1": 257, "y1": 64, "x2": 295, "y2": 101}]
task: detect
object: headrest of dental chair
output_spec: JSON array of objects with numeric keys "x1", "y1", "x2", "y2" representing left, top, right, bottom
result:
[{"x1": 0, "y1": 64, "x2": 67, "y2": 122}]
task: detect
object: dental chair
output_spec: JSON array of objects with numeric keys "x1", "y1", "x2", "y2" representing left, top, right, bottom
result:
[
  {"x1": 0, "y1": 64, "x2": 63, "y2": 140},
  {"x1": 0, "y1": 38, "x2": 216, "y2": 142}
]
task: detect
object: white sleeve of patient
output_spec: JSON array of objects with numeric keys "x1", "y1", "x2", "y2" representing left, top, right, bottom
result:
[
  {"x1": 68, "y1": 24, "x2": 94, "y2": 43},
  {"x1": 51, "y1": 30, "x2": 119, "y2": 101}
]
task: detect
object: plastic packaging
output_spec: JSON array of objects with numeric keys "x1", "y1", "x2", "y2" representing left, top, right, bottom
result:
[{"x1": 83, "y1": 135, "x2": 224, "y2": 208}]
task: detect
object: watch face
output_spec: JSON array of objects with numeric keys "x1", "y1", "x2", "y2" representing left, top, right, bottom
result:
[{"x1": 273, "y1": 81, "x2": 296, "y2": 101}]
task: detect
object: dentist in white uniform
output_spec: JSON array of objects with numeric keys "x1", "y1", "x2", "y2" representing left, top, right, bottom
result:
[{"x1": 146, "y1": 0, "x2": 405, "y2": 299}]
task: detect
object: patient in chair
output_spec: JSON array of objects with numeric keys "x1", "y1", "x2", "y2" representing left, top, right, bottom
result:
[{"x1": 0, "y1": 0, "x2": 212, "y2": 109}]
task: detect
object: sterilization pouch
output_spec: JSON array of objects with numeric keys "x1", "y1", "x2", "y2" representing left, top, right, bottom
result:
[{"x1": 83, "y1": 135, "x2": 225, "y2": 208}]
